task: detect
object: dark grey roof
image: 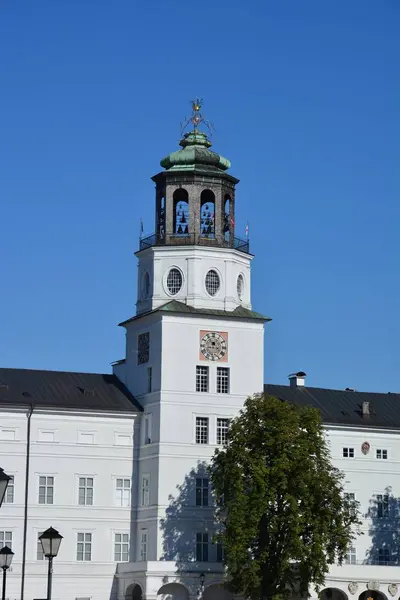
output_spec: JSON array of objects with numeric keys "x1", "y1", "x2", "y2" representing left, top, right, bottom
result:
[
  {"x1": 265, "y1": 384, "x2": 400, "y2": 429},
  {"x1": 119, "y1": 300, "x2": 270, "y2": 327},
  {"x1": 0, "y1": 368, "x2": 142, "y2": 413}
]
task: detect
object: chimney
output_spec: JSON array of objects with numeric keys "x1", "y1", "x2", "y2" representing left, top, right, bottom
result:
[
  {"x1": 288, "y1": 371, "x2": 307, "y2": 388},
  {"x1": 362, "y1": 401, "x2": 370, "y2": 417}
]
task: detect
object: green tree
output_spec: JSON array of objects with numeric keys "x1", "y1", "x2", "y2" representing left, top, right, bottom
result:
[{"x1": 209, "y1": 394, "x2": 360, "y2": 600}]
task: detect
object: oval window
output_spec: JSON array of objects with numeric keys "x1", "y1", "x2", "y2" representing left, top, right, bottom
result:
[
  {"x1": 205, "y1": 269, "x2": 220, "y2": 296},
  {"x1": 166, "y1": 268, "x2": 183, "y2": 295}
]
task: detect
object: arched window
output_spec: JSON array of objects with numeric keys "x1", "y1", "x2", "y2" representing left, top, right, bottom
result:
[
  {"x1": 173, "y1": 189, "x2": 189, "y2": 236},
  {"x1": 159, "y1": 195, "x2": 165, "y2": 239},
  {"x1": 200, "y1": 190, "x2": 215, "y2": 238},
  {"x1": 224, "y1": 194, "x2": 232, "y2": 241}
]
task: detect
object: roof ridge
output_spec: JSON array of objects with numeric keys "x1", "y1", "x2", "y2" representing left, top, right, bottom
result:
[{"x1": 0, "y1": 367, "x2": 112, "y2": 377}]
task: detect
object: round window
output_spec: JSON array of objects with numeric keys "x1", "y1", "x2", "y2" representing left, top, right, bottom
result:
[
  {"x1": 237, "y1": 274, "x2": 244, "y2": 300},
  {"x1": 166, "y1": 268, "x2": 183, "y2": 295},
  {"x1": 205, "y1": 269, "x2": 220, "y2": 296}
]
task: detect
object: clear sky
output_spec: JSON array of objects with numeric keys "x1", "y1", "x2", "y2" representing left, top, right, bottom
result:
[{"x1": 0, "y1": 0, "x2": 398, "y2": 392}]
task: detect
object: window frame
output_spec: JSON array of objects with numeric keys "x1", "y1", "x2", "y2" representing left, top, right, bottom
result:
[
  {"x1": 377, "y1": 493, "x2": 389, "y2": 518},
  {"x1": 78, "y1": 476, "x2": 94, "y2": 506},
  {"x1": 196, "y1": 532, "x2": 209, "y2": 562},
  {"x1": 114, "y1": 532, "x2": 130, "y2": 562},
  {"x1": 147, "y1": 366, "x2": 153, "y2": 393},
  {"x1": 195, "y1": 416, "x2": 209, "y2": 445},
  {"x1": 0, "y1": 531, "x2": 12, "y2": 550},
  {"x1": 76, "y1": 532, "x2": 92, "y2": 562},
  {"x1": 144, "y1": 414, "x2": 152, "y2": 445},
  {"x1": 140, "y1": 529, "x2": 148, "y2": 561},
  {"x1": 376, "y1": 448, "x2": 388, "y2": 460},
  {"x1": 196, "y1": 366, "x2": 209, "y2": 393},
  {"x1": 196, "y1": 478, "x2": 209, "y2": 507},
  {"x1": 141, "y1": 474, "x2": 150, "y2": 507},
  {"x1": 345, "y1": 545, "x2": 356, "y2": 565},
  {"x1": 216, "y1": 418, "x2": 230, "y2": 445},
  {"x1": 378, "y1": 547, "x2": 390, "y2": 565},
  {"x1": 38, "y1": 475, "x2": 54, "y2": 505},
  {"x1": 4, "y1": 475, "x2": 14, "y2": 504},
  {"x1": 216, "y1": 367, "x2": 230, "y2": 394},
  {"x1": 36, "y1": 531, "x2": 45, "y2": 560},
  {"x1": 342, "y1": 447, "x2": 355, "y2": 458},
  {"x1": 115, "y1": 477, "x2": 131, "y2": 507}
]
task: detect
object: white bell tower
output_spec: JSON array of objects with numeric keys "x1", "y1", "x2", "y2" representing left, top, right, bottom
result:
[{"x1": 113, "y1": 101, "x2": 269, "y2": 597}]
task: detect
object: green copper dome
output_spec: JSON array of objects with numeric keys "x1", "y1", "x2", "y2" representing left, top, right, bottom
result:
[{"x1": 160, "y1": 131, "x2": 231, "y2": 172}]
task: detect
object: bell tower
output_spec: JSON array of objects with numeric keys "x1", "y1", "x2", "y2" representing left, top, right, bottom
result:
[{"x1": 136, "y1": 100, "x2": 252, "y2": 314}]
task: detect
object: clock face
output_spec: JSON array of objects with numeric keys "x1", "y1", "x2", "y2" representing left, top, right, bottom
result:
[{"x1": 200, "y1": 331, "x2": 228, "y2": 362}]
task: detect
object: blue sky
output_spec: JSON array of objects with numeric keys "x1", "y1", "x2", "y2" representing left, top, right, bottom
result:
[{"x1": 0, "y1": 0, "x2": 398, "y2": 392}]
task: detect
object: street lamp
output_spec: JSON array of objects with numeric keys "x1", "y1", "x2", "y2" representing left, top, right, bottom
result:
[
  {"x1": 197, "y1": 573, "x2": 205, "y2": 600},
  {"x1": 0, "y1": 546, "x2": 14, "y2": 600},
  {"x1": 0, "y1": 469, "x2": 11, "y2": 508},
  {"x1": 39, "y1": 527, "x2": 63, "y2": 600}
]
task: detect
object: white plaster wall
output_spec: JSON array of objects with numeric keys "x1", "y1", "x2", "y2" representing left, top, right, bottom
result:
[
  {"x1": 135, "y1": 246, "x2": 253, "y2": 314},
  {"x1": 0, "y1": 409, "x2": 137, "y2": 600}
]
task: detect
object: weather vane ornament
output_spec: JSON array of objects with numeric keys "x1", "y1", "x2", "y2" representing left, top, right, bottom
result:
[{"x1": 180, "y1": 98, "x2": 214, "y2": 137}]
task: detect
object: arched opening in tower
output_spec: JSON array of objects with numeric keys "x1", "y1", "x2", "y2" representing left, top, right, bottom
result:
[
  {"x1": 224, "y1": 194, "x2": 233, "y2": 241},
  {"x1": 173, "y1": 189, "x2": 189, "y2": 236},
  {"x1": 200, "y1": 189, "x2": 215, "y2": 238}
]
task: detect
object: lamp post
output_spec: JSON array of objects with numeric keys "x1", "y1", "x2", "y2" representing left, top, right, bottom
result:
[
  {"x1": 0, "y1": 546, "x2": 14, "y2": 600},
  {"x1": 39, "y1": 527, "x2": 63, "y2": 600},
  {"x1": 197, "y1": 572, "x2": 205, "y2": 600},
  {"x1": 0, "y1": 469, "x2": 11, "y2": 508}
]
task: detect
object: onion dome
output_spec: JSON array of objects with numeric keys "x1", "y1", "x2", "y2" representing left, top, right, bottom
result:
[{"x1": 160, "y1": 130, "x2": 231, "y2": 173}]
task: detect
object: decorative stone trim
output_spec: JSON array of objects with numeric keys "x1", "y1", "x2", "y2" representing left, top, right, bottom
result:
[
  {"x1": 367, "y1": 582, "x2": 380, "y2": 591},
  {"x1": 348, "y1": 582, "x2": 359, "y2": 595}
]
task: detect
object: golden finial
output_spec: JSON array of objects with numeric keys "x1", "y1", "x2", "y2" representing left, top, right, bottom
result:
[{"x1": 181, "y1": 98, "x2": 214, "y2": 136}]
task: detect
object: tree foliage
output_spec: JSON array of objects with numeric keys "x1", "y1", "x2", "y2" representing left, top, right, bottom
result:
[{"x1": 209, "y1": 394, "x2": 361, "y2": 600}]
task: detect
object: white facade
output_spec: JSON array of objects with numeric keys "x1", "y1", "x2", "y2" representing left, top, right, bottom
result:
[{"x1": 0, "y1": 407, "x2": 138, "y2": 600}]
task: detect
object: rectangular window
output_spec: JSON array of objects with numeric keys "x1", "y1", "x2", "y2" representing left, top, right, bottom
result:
[
  {"x1": 196, "y1": 532, "x2": 208, "y2": 562},
  {"x1": 343, "y1": 447, "x2": 354, "y2": 458},
  {"x1": 140, "y1": 530, "x2": 148, "y2": 561},
  {"x1": 217, "y1": 367, "x2": 230, "y2": 394},
  {"x1": 147, "y1": 367, "x2": 152, "y2": 393},
  {"x1": 216, "y1": 418, "x2": 230, "y2": 445},
  {"x1": 38, "y1": 476, "x2": 54, "y2": 504},
  {"x1": 376, "y1": 449, "x2": 388, "y2": 460},
  {"x1": 377, "y1": 494, "x2": 389, "y2": 518},
  {"x1": 216, "y1": 541, "x2": 224, "y2": 563},
  {"x1": 141, "y1": 475, "x2": 150, "y2": 506},
  {"x1": 378, "y1": 548, "x2": 390, "y2": 565},
  {"x1": 37, "y1": 532, "x2": 45, "y2": 560},
  {"x1": 114, "y1": 533, "x2": 129, "y2": 562},
  {"x1": 196, "y1": 366, "x2": 209, "y2": 393},
  {"x1": 116, "y1": 478, "x2": 131, "y2": 507},
  {"x1": 195, "y1": 417, "x2": 209, "y2": 444},
  {"x1": 345, "y1": 545, "x2": 356, "y2": 565},
  {"x1": 4, "y1": 476, "x2": 14, "y2": 504},
  {"x1": 144, "y1": 414, "x2": 152, "y2": 444},
  {"x1": 77, "y1": 533, "x2": 92, "y2": 561},
  {"x1": 196, "y1": 478, "x2": 209, "y2": 507},
  {"x1": 0, "y1": 531, "x2": 12, "y2": 550},
  {"x1": 78, "y1": 477, "x2": 94, "y2": 506}
]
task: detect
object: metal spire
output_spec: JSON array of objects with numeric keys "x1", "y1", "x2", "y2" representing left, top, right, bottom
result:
[{"x1": 180, "y1": 98, "x2": 214, "y2": 137}]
